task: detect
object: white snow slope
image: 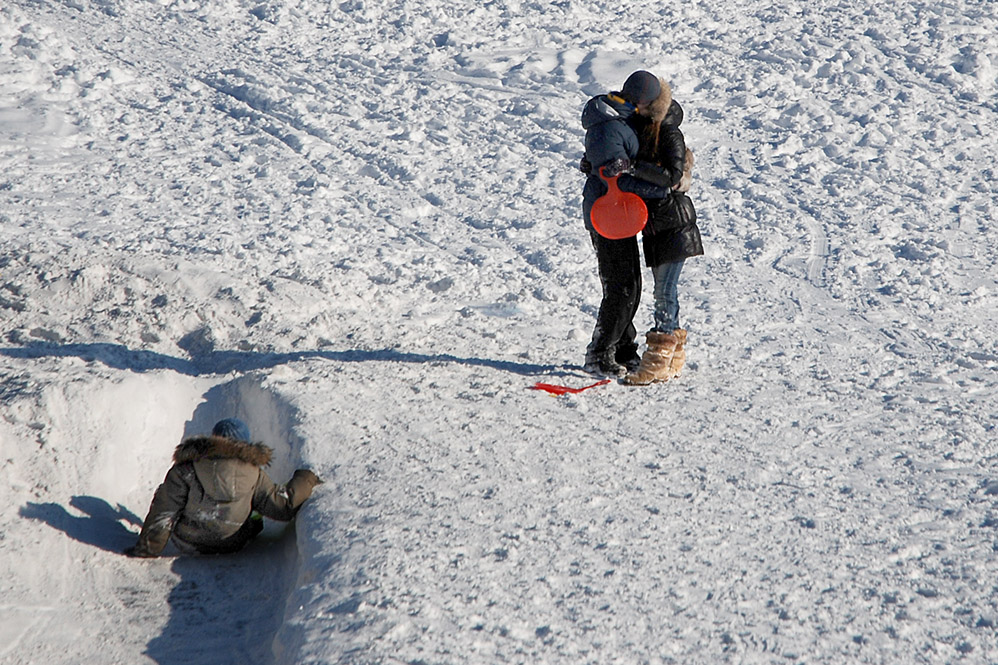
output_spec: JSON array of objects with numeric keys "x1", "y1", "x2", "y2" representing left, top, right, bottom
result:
[{"x1": 2, "y1": 0, "x2": 997, "y2": 663}]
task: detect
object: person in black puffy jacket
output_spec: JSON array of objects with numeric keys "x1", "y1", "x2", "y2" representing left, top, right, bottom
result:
[{"x1": 621, "y1": 77, "x2": 704, "y2": 385}]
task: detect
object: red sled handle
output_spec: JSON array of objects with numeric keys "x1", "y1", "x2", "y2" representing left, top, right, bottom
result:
[{"x1": 529, "y1": 379, "x2": 611, "y2": 395}]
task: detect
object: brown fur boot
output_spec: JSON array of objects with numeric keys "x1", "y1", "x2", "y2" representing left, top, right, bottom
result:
[
  {"x1": 667, "y1": 328, "x2": 687, "y2": 378},
  {"x1": 623, "y1": 330, "x2": 680, "y2": 386}
]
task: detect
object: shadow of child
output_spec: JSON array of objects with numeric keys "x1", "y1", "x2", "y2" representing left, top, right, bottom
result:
[{"x1": 20, "y1": 495, "x2": 143, "y2": 554}]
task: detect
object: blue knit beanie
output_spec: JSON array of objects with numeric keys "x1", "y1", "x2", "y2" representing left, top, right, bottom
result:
[
  {"x1": 621, "y1": 70, "x2": 661, "y2": 106},
  {"x1": 212, "y1": 418, "x2": 251, "y2": 442}
]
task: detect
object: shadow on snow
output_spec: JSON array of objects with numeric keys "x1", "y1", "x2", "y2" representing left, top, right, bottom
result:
[
  {"x1": 0, "y1": 341, "x2": 578, "y2": 378},
  {"x1": 144, "y1": 524, "x2": 300, "y2": 665},
  {"x1": 19, "y1": 495, "x2": 142, "y2": 554}
]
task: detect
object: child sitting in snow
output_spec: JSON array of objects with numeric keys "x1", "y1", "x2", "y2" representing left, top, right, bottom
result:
[{"x1": 125, "y1": 418, "x2": 322, "y2": 557}]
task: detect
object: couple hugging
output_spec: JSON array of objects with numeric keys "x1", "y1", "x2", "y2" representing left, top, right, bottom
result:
[{"x1": 581, "y1": 70, "x2": 704, "y2": 386}]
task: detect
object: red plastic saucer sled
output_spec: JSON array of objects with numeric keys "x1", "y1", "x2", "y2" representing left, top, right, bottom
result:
[{"x1": 590, "y1": 166, "x2": 648, "y2": 240}]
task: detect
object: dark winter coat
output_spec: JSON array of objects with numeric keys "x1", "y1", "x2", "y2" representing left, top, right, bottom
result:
[
  {"x1": 580, "y1": 94, "x2": 672, "y2": 233},
  {"x1": 627, "y1": 81, "x2": 704, "y2": 266},
  {"x1": 131, "y1": 435, "x2": 320, "y2": 556}
]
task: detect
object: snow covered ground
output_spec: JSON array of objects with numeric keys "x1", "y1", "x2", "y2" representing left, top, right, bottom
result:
[{"x1": 2, "y1": 0, "x2": 997, "y2": 663}]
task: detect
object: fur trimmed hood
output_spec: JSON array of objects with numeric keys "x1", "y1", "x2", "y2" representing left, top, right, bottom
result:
[
  {"x1": 633, "y1": 78, "x2": 684, "y2": 164},
  {"x1": 644, "y1": 78, "x2": 674, "y2": 125},
  {"x1": 173, "y1": 435, "x2": 273, "y2": 467}
]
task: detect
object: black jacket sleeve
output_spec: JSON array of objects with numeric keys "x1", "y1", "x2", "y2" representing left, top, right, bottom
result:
[
  {"x1": 619, "y1": 121, "x2": 687, "y2": 198},
  {"x1": 617, "y1": 172, "x2": 673, "y2": 199},
  {"x1": 658, "y1": 125, "x2": 688, "y2": 187}
]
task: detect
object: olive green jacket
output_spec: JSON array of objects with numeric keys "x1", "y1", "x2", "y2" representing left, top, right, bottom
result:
[{"x1": 132, "y1": 435, "x2": 319, "y2": 556}]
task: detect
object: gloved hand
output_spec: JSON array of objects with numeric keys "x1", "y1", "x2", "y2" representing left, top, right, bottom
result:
[
  {"x1": 600, "y1": 158, "x2": 630, "y2": 178},
  {"x1": 579, "y1": 157, "x2": 592, "y2": 174},
  {"x1": 293, "y1": 469, "x2": 324, "y2": 487}
]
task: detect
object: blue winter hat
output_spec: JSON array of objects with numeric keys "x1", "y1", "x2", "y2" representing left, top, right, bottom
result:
[
  {"x1": 621, "y1": 70, "x2": 661, "y2": 106},
  {"x1": 212, "y1": 418, "x2": 251, "y2": 442}
]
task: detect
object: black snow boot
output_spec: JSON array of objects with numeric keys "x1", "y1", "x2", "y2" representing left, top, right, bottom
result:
[
  {"x1": 615, "y1": 343, "x2": 641, "y2": 373},
  {"x1": 584, "y1": 348, "x2": 626, "y2": 377}
]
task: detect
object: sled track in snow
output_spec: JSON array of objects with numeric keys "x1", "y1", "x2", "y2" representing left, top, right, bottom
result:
[
  {"x1": 4, "y1": 369, "x2": 311, "y2": 665},
  {"x1": 805, "y1": 222, "x2": 829, "y2": 286},
  {"x1": 146, "y1": 374, "x2": 308, "y2": 665}
]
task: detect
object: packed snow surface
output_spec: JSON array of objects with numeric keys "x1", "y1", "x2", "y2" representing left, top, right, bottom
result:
[{"x1": 2, "y1": 0, "x2": 997, "y2": 663}]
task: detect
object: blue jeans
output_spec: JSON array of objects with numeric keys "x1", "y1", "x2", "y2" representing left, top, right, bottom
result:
[{"x1": 650, "y1": 260, "x2": 684, "y2": 332}]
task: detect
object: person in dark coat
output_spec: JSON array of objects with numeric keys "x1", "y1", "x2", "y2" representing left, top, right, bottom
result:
[
  {"x1": 580, "y1": 70, "x2": 676, "y2": 376},
  {"x1": 125, "y1": 418, "x2": 322, "y2": 557},
  {"x1": 621, "y1": 77, "x2": 704, "y2": 385}
]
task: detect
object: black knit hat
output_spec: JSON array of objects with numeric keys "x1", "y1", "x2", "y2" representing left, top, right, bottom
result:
[{"x1": 621, "y1": 70, "x2": 661, "y2": 106}]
